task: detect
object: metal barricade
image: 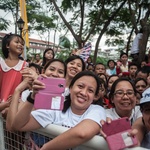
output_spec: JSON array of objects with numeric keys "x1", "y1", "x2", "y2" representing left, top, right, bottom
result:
[{"x1": 0, "y1": 115, "x2": 148, "y2": 150}]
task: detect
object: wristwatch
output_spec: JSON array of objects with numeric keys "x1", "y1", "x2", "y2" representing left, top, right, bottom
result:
[{"x1": 27, "y1": 92, "x2": 34, "y2": 104}]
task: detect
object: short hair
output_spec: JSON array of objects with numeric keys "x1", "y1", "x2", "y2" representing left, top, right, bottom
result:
[
  {"x1": 134, "y1": 78, "x2": 148, "y2": 87},
  {"x1": 128, "y1": 62, "x2": 138, "y2": 69},
  {"x1": 29, "y1": 63, "x2": 42, "y2": 74},
  {"x1": 107, "y1": 60, "x2": 116, "y2": 67},
  {"x1": 135, "y1": 67, "x2": 149, "y2": 78},
  {"x1": 94, "y1": 63, "x2": 106, "y2": 70},
  {"x1": 109, "y1": 78, "x2": 136, "y2": 105}
]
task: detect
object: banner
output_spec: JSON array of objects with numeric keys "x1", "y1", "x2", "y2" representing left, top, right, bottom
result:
[
  {"x1": 19, "y1": 0, "x2": 29, "y2": 48},
  {"x1": 78, "y1": 42, "x2": 92, "y2": 62}
]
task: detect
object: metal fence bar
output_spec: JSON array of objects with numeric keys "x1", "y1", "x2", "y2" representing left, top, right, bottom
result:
[
  {"x1": 0, "y1": 115, "x2": 148, "y2": 150},
  {"x1": 0, "y1": 114, "x2": 5, "y2": 150}
]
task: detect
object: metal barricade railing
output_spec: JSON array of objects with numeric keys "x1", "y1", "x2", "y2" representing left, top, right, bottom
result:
[{"x1": 0, "y1": 115, "x2": 148, "y2": 150}]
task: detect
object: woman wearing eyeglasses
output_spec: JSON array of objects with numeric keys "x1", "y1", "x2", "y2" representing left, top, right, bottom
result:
[{"x1": 105, "y1": 78, "x2": 142, "y2": 125}]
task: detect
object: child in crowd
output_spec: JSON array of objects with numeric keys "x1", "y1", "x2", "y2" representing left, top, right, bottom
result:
[
  {"x1": 94, "y1": 63, "x2": 106, "y2": 75},
  {"x1": 128, "y1": 62, "x2": 138, "y2": 83},
  {"x1": 93, "y1": 78, "x2": 112, "y2": 109},
  {"x1": 106, "y1": 59, "x2": 117, "y2": 76},
  {"x1": 107, "y1": 75, "x2": 119, "y2": 97},
  {"x1": 97, "y1": 73, "x2": 108, "y2": 84},
  {"x1": 116, "y1": 52, "x2": 130, "y2": 77},
  {"x1": 86, "y1": 63, "x2": 94, "y2": 72},
  {"x1": 0, "y1": 33, "x2": 27, "y2": 114},
  {"x1": 41, "y1": 48, "x2": 55, "y2": 68}
]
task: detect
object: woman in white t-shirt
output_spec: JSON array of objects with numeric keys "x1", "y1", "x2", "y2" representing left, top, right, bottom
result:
[
  {"x1": 7, "y1": 71, "x2": 106, "y2": 150},
  {"x1": 106, "y1": 78, "x2": 142, "y2": 125}
]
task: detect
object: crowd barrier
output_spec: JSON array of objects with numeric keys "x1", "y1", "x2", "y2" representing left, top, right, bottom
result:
[{"x1": 0, "y1": 115, "x2": 148, "y2": 150}]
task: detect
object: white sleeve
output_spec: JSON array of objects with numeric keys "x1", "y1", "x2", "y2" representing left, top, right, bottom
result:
[
  {"x1": 31, "y1": 109, "x2": 55, "y2": 128},
  {"x1": 83, "y1": 105, "x2": 106, "y2": 127},
  {"x1": 135, "y1": 106, "x2": 142, "y2": 119},
  {"x1": 21, "y1": 90, "x2": 30, "y2": 102}
]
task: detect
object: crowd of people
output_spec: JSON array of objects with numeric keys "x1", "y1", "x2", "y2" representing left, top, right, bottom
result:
[{"x1": 0, "y1": 33, "x2": 150, "y2": 149}]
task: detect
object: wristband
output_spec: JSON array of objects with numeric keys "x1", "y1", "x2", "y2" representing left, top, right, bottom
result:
[{"x1": 27, "y1": 92, "x2": 34, "y2": 104}]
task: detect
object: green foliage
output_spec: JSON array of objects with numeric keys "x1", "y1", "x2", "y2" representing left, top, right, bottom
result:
[
  {"x1": 59, "y1": 36, "x2": 71, "y2": 49},
  {"x1": 95, "y1": 56, "x2": 108, "y2": 66},
  {"x1": 0, "y1": 18, "x2": 10, "y2": 30},
  {"x1": 55, "y1": 49, "x2": 71, "y2": 61}
]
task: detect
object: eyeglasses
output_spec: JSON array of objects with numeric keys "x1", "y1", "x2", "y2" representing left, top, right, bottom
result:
[{"x1": 114, "y1": 90, "x2": 135, "y2": 98}]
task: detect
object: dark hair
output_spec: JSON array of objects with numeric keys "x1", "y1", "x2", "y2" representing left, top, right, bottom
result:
[
  {"x1": 128, "y1": 62, "x2": 138, "y2": 69},
  {"x1": 135, "y1": 67, "x2": 149, "y2": 78},
  {"x1": 97, "y1": 73, "x2": 107, "y2": 83},
  {"x1": 95, "y1": 63, "x2": 106, "y2": 70},
  {"x1": 43, "y1": 59, "x2": 67, "y2": 77},
  {"x1": 107, "y1": 60, "x2": 116, "y2": 67},
  {"x1": 109, "y1": 78, "x2": 136, "y2": 105},
  {"x1": 62, "y1": 71, "x2": 100, "y2": 113},
  {"x1": 65, "y1": 55, "x2": 85, "y2": 71},
  {"x1": 87, "y1": 56, "x2": 93, "y2": 63},
  {"x1": 2, "y1": 33, "x2": 24, "y2": 58},
  {"x1": 120, "y1": 52, "x2": 128, "y2": 59},
  {"x1": 42, "y1": 48, "x2": 55, "y2": 67},
  {"x1": 134, "y1": 78, "x2": 147, "y2": 87},
  {"x1": 98, "y1": 78, "x2": 107, "y2": 91},
  {"x1": 107, "y1": 75, "x2": 119, "y2": 86},
  {"x1": 86, "y1": 63, "x2": 94, "y2": 70},
  {"x1": 29, "y1": 63, "x2": 42, "y2": 74}
]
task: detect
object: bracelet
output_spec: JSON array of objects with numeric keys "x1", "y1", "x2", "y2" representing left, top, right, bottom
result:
[{"x1": 27, "y1": 92, "x2": 34, "y2": 104}]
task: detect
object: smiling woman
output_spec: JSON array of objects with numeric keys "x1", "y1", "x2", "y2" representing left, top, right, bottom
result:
[
  {"x1": 106, "y1": 78, "x2": 142, "y2": 125},
  {"x1": 64, "y1": 55, "x2": 85, "y2": 96},
  {"x1": 7, "y1": 70, "x2": 106, "y2": 150}
]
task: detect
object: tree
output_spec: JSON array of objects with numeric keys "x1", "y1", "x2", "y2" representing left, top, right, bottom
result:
[
  {"x1": 48, "y1": 0, "x2": 150, "y2": 64},
  {"x1": 126, "y1": 0, "x2": 150, "y2": 62}
]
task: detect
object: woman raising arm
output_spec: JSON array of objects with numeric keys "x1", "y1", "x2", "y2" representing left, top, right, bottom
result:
[{"x1": 8, "y1": 71, "x2": 106, "y2": 150}]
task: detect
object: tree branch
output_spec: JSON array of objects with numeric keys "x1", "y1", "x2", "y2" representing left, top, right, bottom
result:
[
  {"x1": 50, "y1": 0, "x2": 80, "y2": 43},
  {"x1": 84, "y1": 0, "x2": 105, "y2": 42},
  {"x1": 79, "y1": 0, "x2": 85, "y2": 37}
]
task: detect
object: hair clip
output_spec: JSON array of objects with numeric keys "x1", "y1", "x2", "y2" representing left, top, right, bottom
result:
[{"x1": 3, "y1": 32, "x2": 12, "y2": 39}]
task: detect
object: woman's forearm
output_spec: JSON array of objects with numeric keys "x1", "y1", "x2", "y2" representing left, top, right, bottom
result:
[
  {"x1": 6, "y1": 90, "x2": 20, "y2": 131},
  {"x1": 132, "y1": 117, "x2": 145, "y2": 144},
  {"x1": 41, "y1": 120, "x2": 100, "y2": 150},
  {"x1": 12, "y1": 99, "x2": 34, "y2": 131}
]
